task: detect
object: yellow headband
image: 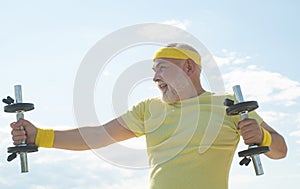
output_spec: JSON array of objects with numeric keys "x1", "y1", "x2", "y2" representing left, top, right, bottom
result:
[{"x1": 153, "y1": 47, "x2": 201, "y2": 67}]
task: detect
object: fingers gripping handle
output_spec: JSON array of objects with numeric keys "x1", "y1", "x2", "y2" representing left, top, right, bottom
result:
[
  {"x1": 232, "y1": 85, "x2": 264, "y2": 176},
  {"x1": 14, "y1": 85, "x2": 29, "y2": 173}
]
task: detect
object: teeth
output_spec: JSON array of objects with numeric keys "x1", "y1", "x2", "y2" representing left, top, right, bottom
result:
[{"x1": 158, "y1": 82, "x2": 167, "y2": 89}]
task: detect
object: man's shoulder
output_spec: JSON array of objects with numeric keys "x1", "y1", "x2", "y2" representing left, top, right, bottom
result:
[
  {"x1": 203, "y1": 91, "x2": 235, "y2": 101},
  {"x1": 134, "y1": 96, "x2": 163, "y2": 106}
]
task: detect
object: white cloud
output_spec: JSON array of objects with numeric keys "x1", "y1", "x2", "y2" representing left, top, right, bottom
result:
[
  {"x1": 0, "y1": 177, "x2": 10, "y2": 186},
  {"x1": 136, "y1": 20, "x2": 191, "y2": 41},
  {"x1": 31, "y1": 186, "x2": 48, "y2": 189},
  {"x1": 0, "y1": 124, "x2": 12, "y2": 151},
  {"x1": 296, "y1": 113, "x2": 300, "y2": 127},
  {"x1": 118, "y1": 136, "x2": 147, "y2": 150},
  {"x1": 259, "y1": 111, "x2": 288, "y2": 124},
  {"x1": 100, "y1": 174, "x2": 148, "y2": 189},
  {"x1": 222, "y1": 66, "x2": 300, "y2": 106},
  {"x1": 290, "y1": 130, "x2": 300, "y2": 144},
  {"x1": 290, "y1": 130, "x2": 300, "y2": 137},
  {"x1": 213, "y1": 49, "x2": 252, "y2": 67},
  {"x1": 213, "y1": 49, "x2": 300, "y2": 106},
  {"x1": 161, "y1": 19, "x2": 191, "y2": 30},
  {"x1": 0, "y1": 147, "x2": 149, "y2": 189},
  {"x1": 0, "y1": 111, "x2": 13, "y2": 119},
  {"x1": 229, "y1": 174, "x2": 256, "y2": 186}
]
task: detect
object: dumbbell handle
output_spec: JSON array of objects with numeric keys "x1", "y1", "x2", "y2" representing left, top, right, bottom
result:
[
  {"x1": 233, "y1": 85, "x2": 264, "y2": 176},
  {"x1": 233, "y1": 85, "x2": 248, "y2": 119},
  {"x1": 14, "y1": 85, "x2": 29, "y2": 173}
]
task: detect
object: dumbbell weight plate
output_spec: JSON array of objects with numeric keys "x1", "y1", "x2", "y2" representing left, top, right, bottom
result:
[
  {"x1": 238, "y1": 146, "x2": 270, "y2": 157},
  {"x1": 7, "y1": 145, "x2": 38, "y2": 153},
  {"x1": 4, "y1": 103, "x2": 34, "y2": 113},
  {"x1": 226, "y1": 101, "x2": 258, "y2": 116}
]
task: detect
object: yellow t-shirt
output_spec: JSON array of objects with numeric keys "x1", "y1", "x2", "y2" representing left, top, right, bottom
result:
[{"x1": 121, "y1": 92, "x2": 263, "y2": 189}]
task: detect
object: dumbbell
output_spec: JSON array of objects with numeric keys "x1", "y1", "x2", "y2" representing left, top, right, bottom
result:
[
  {"x1": 3, "y1": 85, "x2": 38, "y2": 173},
  {"x1": 224, "y1": 85, "x2": 269, "y2": 176}
]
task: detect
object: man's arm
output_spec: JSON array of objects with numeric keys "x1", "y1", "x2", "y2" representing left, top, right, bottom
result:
[
  {"x1": 261, "y1": 121, "x2": 288, "y2": 159},
  {"x1": 238, "y1": 119, "x2": 287, "y2": 159},
  {"x1": 11, "y1": 118, "x2": 136, "y2": 150}
]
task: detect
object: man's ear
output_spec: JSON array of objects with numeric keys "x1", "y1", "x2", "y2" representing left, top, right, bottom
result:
[{"x1": 184, "y1": 59, "x2": 197, "y2": 75}]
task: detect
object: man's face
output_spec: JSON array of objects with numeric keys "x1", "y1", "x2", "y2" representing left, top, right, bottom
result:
[{"x1": 152, "y1": 58, "x2": 191, "y2": 104}]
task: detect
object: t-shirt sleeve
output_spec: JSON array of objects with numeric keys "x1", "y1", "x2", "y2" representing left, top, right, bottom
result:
[{"x1": 120, "y1": 100, "x2": 147, "y2": 137}]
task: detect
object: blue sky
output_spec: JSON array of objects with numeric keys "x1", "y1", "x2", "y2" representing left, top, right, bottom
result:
[{"x1": 0, "y1": 0, "x2": 299, "y2": 188}]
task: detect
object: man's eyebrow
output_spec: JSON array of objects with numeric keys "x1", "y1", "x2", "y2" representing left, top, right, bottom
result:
[
  {"x1": 152, "y1": 61, "x2": 162, "y2": 71},
  {"x1": 152, "y1": 60, "x2": 168, "y2": 70}
]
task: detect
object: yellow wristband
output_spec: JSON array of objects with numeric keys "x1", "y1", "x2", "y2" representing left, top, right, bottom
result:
[
  {"x1": 260, "y1": 127, "x2": 272, "y2": 147},
  {"x1": 35, "y1": 128, "x2": 54, "y2": 148}
]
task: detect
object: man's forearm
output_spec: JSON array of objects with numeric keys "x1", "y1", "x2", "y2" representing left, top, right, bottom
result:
[
  {"x1": 52, "y1": 126, "x2": 114, "y2": 150},
  {"x1": 52, "y1": 118, "x2": 136, "y2": 150},
  {"x1": 262, "y1": 122, "x2": 288, "y2": 159},
  {"x1": 265, "y1": 131, "x2": 288, "y2": 159}
]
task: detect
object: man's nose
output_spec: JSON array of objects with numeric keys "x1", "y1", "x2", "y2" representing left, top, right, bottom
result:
[{"x1": 153, "y1": 72, "x2": 161, "y2": 82}]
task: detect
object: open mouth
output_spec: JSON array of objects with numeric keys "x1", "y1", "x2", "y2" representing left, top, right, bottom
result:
[{"x1": 157, "y1": 82, "x2": 168, "y2": 92}]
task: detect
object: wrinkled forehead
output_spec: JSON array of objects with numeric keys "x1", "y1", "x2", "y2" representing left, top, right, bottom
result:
[
  {"x1": 153, "y1": 58, "x2": 170, "y2": 67},
  {"x1": 152, "y1": 58, "x2": 183, "y2": 69}
]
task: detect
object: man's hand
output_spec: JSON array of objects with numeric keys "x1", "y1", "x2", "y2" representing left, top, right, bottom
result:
[
  {"x1": 10, "y1": 119, "x2": 37, "y2": 145},
  {"x1": 237, "y1": 118, "x2": 263, "y2": 145}
]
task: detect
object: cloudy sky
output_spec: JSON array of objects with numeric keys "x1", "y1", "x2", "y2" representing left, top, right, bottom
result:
[{"x1": 0, "y1": 0, "x2": 299, "y2": 188}]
